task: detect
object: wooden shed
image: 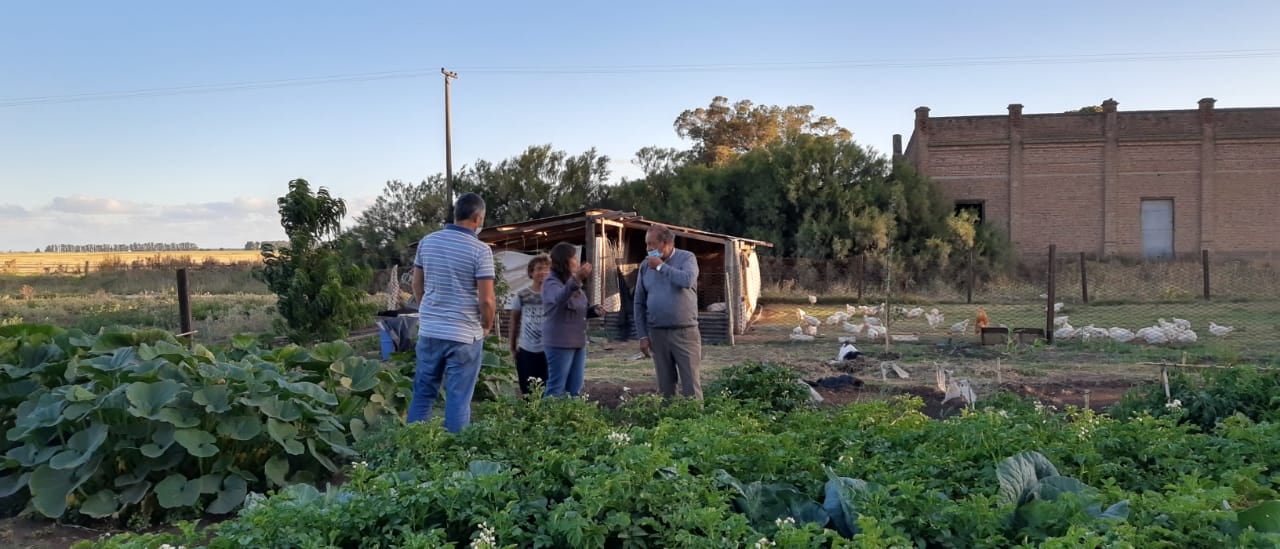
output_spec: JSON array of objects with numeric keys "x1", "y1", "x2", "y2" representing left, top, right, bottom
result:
[{"x1": 478, "y1": 210, "x2": 772, "y2": 345}]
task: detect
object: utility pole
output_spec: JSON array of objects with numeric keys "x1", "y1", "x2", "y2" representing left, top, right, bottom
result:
[{"x1": 441, "y1": 68, "x2": 458, "y2": 223}]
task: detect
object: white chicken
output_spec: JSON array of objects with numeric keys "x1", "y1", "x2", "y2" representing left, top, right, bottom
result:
[
  {"x1": 863, "y1": 316, "x2": 883, "y2": 327},
  {"x1": 1107, "y1": 327, "x2": 1136, "y2": 343},
  {"x1": 1136, "y1": 326, "x2": 1169, "y2": 345},
  {"x1": 842, "y1": 321, "x2": 865, "y2": 334},
  {"x1": 797, "y1": 309, "x2": 821, "y2": 327},
  {"x1": 1079, "y1": 325, "x2": 1110, "y2": 342},
  {"x1": 1053, "y1": 315, "x2": 1070, "y2": 328},
  {"x1": 1054, "y1": 323, "x2": 1078, "y2": 340},
  {"x1": 825, "y1": 312, "x2": 849, "y2": 325},
  {"x1": 806, "y1": 325, "x2": 818, "y2": 337},
  {"x1": 808, "y1": 295, "x2": 818, "y2": 305},
  {"x1": 905, "y1": 307, "x2": 924, "y2": 318},
  {"x1": 846, "y1": 304, "x2": 858, "y2": 315},
  {"x1": 949, "y1": 319, "x2": 970, "y2": 335},
  {"x1": 1209, "y1": 322, "x2": 1234, "y2": 337},
  {"x1": 790, "y1": 326, "x2": 814, "y2": 342},
  {"x1": 926, "y1": 308, "x2": 945, "y2": 330},
  {"x1": 866, "y1": 324, "x2": 888, "y2": 341}
]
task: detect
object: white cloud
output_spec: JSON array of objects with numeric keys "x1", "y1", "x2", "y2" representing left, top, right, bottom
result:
[
  {"x1": 0, "y1": 204, "x2": 29, "y2": 218},
  {"x1": 0, "y1": 194, "x2": 383, "y2": 251},
  {"x1": 47, "y1": 195, "x2": 142, "y2": 215}
]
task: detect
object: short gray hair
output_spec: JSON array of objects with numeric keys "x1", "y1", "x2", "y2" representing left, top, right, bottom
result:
[
  {"x1": 454, "y1": 192, "x2": 486, "y2": 223},
  {"x1": 647, "y1": 224, "x2": 675, "y2": 244}
]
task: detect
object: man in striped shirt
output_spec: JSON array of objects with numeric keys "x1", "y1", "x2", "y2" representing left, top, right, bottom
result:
[{"x1": 408, "y1": 192, "x2": 496, "y2": 433}]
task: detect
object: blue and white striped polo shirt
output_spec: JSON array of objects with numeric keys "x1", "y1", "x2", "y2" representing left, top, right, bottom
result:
[{"x1": 414, "y1": 224, "x2": 496, "y2": 343}]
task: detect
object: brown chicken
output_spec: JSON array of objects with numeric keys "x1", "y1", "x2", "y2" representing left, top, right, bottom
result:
[{"x1": 974, "y1": 306, "x2": 990, "y2": 334}]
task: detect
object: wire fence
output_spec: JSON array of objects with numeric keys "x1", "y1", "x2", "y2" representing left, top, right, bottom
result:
[{"x1": 759, "y1": 247, "x2": 1280, "y2": 363}]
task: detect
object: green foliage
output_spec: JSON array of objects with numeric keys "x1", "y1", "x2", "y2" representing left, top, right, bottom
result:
[
  {"x1": 610, "y1": 132, "x2": 1010, "y2": 288},
  {"x1": 342, "y1": 178, "x2": 452, "y2": 270},
  {"x1": 674, "y1": 95, "x2": 852, "y2": 165},
  {"x1": 456, "y1": 144, "x2": 612, "y2": 226},
  {"x1": 707, "y1": 361, "x2": 814, "y2": 413},
  {"x1": 0, "y1": 324, "x2": 409, "y2": 523},
  {"x1": 68, "y1": 376, "x2": 1280, "y2": 547},
  {"x1": 255, "y1": 179, "x2": 374, "y2": 343},
  {"x1": 1108, "y1": 366, "x2": 1280, "y2": 431}
]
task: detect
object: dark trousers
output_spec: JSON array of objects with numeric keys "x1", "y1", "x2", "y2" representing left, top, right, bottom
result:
[
  {"x1": 515, "y1": 348, "x2": 549, "y2": 395},
  {"x1": 650, "y1": 326, "x2": 703, "y2": 399}
]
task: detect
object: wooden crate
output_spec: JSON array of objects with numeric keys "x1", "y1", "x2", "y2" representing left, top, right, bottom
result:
[{"x1": 980, "y1": 326, "x2": 1010, "y2": 345}]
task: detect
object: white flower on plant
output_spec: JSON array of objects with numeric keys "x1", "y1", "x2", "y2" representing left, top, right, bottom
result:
[
  {"x1": 472, "y1": 522, "x2": 498, "y2": 549},
  {"x1": 351, "y1": 461, "x2": 369, "y2": 469},
  {"x1": 607, "y1": 431, "x2": 631, "y2": 446},
  {"x1": 775, "y1": 517, "x2": 796, "y2": 527},
  {"x1": 753, "y1": 537, "x2": 776, "y2": 548},
  {"x1": 1166, "y1": 399, "x2": 1183, "y2": 409},
  {"x1": 622, "y1": 386, "x2": 631, "y2": 392}
]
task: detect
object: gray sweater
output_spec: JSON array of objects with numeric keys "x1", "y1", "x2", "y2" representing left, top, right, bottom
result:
[{"x1": 634, "y1": 249, "x2": 700, "y2": 339}]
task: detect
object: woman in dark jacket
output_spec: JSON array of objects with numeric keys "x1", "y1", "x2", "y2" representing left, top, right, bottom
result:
[{"x1": 541, "y1": 242, "x2": 604, "y2": 397}]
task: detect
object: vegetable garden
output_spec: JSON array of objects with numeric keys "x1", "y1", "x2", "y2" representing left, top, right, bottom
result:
[{"x1": 5, "y1": 324, "x2": 1280, "y2": 548}]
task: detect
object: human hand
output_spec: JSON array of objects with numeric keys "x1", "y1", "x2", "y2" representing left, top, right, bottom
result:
[
  {"x1": 645, "y1": 256, "x2": 663, "y2": 269},
  {"x1": 576, "y1": 262, "x2": 593, "y2": 281},
  {"x1": 639, "y1": 337, "x2": 651, "y2": 358},
  {"x1": 593, "y1": 305, "x2": 606, "y2": 317}
]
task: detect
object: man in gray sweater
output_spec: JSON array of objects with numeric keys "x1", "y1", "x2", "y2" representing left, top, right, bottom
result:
[{"x1": 634, "y1": 225, "x2": 703, "y2": 399}]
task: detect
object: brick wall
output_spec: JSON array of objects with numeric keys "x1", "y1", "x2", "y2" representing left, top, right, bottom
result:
[{"x1": 899, "y1": 99, "x2": 1280, "y2": 260}]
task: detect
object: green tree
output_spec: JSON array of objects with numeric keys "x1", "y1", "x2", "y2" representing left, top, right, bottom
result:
[
  {"x1": 674, "y1": 96, "x2": 852, "y2": 165},
  {"x1": 344, "y1": 178, "x2": 450, "y2": 269},
  {"x1": 256, "y1": 179, "x2": 373, "y2": 343},
  {"x1": 456, "y1": 144, "x2": 611, "y2": 225}
]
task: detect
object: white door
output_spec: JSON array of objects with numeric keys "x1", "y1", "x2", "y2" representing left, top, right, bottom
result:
[{"x1": 1141, "y1": 200, "x2": 1174, "y2": 259}]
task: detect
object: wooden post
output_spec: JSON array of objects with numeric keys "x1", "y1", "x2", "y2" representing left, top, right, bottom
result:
[
  {"x1": 1161, "y1": 366, "x2": 1171, "y2": 402},
  {"x1": 1201, "y1": 249, "x2": 1210, "y2": 300},
  {"x1": 1083, "y1": 389, "x2": 1092, "y2": 409},
  {"x1": 966, "y1": 248, "x2": 975, "y2": 304},
  {"x1": 857, "y1": 254, "x2": 865, "y2": 301},
  {"x1": 1079, "y1": 252, "x2": 1089, "y2": 304},
  {"x1": 176, "y1": 269, "x2": 193, "y2": 345},
  {"x1": 995, "y1": 357, "x2": 1002, "y2": 384},
  {"x1": 1046, "y1": 245, "x2": 1056, "y2": 344},
  {"x1": 84, "y1": 260, "x2": 90, "y2": 277}
]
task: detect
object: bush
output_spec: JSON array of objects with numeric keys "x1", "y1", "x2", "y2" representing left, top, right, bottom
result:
[
  {"x1": 1108, "y1": 366, "x2": 1280, "y2": 431},
  {"x1": 707, "y1": 361, "x2": 814, "y2": 413}
]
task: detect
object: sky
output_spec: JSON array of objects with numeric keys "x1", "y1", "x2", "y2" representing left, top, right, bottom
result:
[{"x1": 2, "y1": 0, "x2": 1278, "y2": 251}]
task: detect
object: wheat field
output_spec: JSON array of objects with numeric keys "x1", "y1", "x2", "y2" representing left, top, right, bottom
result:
[{"x1": 0, "y1": 250, "x2": 262, "y2": 275}]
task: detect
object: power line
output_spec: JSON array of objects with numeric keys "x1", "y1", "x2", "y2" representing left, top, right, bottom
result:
[{"x1": 3, "y1": 48, "x2": 1278, "y2": 108}]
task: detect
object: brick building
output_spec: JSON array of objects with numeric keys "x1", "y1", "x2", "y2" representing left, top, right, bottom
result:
[{"x1": 896, "y1": 99, "x2": 1280, "y2": 260}]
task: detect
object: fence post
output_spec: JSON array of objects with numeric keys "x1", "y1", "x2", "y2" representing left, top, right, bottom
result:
[
  {"x1": 966, "y1": 248, "x2": 975, "y2": 304},
  {"x1": 1201, "y1": 249, "x2": 1211, "y2": 300},
  {"x1": 177, "y1": 269, "x2": 193, "y2": 345},
  {"x1": 1046, "y1": 245, "x2": 1056, "y2": 344},
  {"x1": 84, "y1": 260, "x2": 90, "y2": 277},
  {"x1": 857, "y1": 254, "x2": 865, "y2": 301},
  {"x1": 1079, "y1": 252, "x2": 1089, "y2": 304}
]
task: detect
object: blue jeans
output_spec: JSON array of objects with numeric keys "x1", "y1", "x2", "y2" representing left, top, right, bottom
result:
[
  {"x1": 407, "y1": 336, "x2": 485, "y2": 433},
  {"x1": 543, "y1": 346, "x2": 586, "y2": 398}
]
